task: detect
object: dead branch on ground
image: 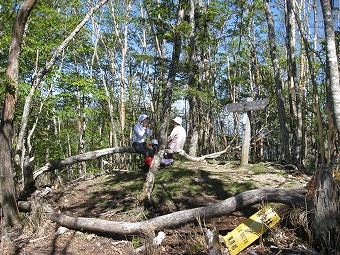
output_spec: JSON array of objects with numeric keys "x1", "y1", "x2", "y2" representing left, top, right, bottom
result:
[{"x1": 18, "y1": 188, "x2": 310, "y2": 236}]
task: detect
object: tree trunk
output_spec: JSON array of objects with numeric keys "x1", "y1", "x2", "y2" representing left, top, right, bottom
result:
[
  {"x1": 285, "y1": 0, "x2": 303, "y2": 169},
  {"x1": 143, "y1": 0, "x2": 185, "y2": 201},
  {"x1": 107, "y1": 51, "x2": 118, "y2": 148},
  {"x1": 294, "y1": 2, "x2": 326, "y2": 166},
  {"x1": 77, "y1": 98, "x2": 87, "y2": 176},
  {"x1": 188, "y1": 95, "x2": 199, "y2": 156},
  {"x1": 96, "y1": 44, "x2": 117, "y2": 170},
  {"x1": 312, "y1": 158, "x2": 339, "y2": 253},
  {"x1": 20, "y1": 93, "x2": 52, "y2": 197},
  {"x1": 110, "y1": 0, "x2": 132, "y2": 144},
  {"x1": 326, "y1": 102, "x2": 337, "y2": 161},
  {"x1": 33, "y1": 145, "x2": 232, "y2": 180},
  {"x1": 227, "y1": 56, "x2": 240, "y2": 158},
  {"x1": 46, "y1": 188, "x2": 308, "y2": 236},
  {"x1": 320, "y1": 0, "x2": 340, "y2": 129},
  {"x1": 263, "y1": 0, "x2": 290, "y2": 163},
  {"x1": 312, "y1": 0, "x2": 340, "y2": 253},
  {"x1": 0, "y1": 0, "x2": 37, "y2": 227},
  {"x1": 187, "y1": 0, "x2": 199, "y2": 157},
  {"x1": 21, "y1": 156, "x2": 36, "y2": 198},
  {"x1": 33, "y1": 146, "x2": 136, "y2": 179}
]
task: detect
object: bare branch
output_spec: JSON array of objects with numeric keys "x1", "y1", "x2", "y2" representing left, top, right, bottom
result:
[
  {"x1": 45, "y1": 188, "x2": 308, "y2": 236},
  {"x1": 33, "y1": 147, "x2": 136, "y2": 179}
]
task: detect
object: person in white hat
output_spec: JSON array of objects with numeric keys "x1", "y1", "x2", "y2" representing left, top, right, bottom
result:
[
  {"x1": 165, "y1": 117, "x2": 186, "y2": 158},
  {"x1": 132, "y1": 114, "x2": 153, "y2": 160}
]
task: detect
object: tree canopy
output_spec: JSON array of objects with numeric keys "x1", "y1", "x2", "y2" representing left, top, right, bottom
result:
[{"x1": 1, "y1": 0, "x2": 337, "y2": 173}]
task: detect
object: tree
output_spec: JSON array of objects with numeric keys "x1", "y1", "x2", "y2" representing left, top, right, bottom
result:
[
  {"x1": 294, "y1": 0, "x2": 326, "y2": 166},
  {"x1": 320, "y1": 1, "x2": 340, "y2": 128},
  {"x1": 109, "y1": 0, "x2": 132, "y2": 144},
  {"x1": 263, "y1": 0, "x2": 290, "y2": 163},
  {"x1": 0, "y1": 0, "x2": 37, "y2": 227},
  {"x1": 187, "y1": 0, "x2": 199, "y2": 157},
  {"x1": 14, "y1": 0, "x2": 109, "y2": 194},
  {"x1": 143, "y1": 0, "x2": 186, "y2": 201},
  {"x1": 285, "y1": 0, "x2": 303, "y2": 169},
  {"x1": 312, "y1": 0, "x2": 340, "y2": 253},
  {"x1": 185, "y1": 0, "x2": 230, "y2": 157}
]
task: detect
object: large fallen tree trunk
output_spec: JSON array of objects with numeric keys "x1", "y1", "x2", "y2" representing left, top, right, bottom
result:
[
  {"x1": 33, "y1": 147, "x2": 136, "y2": 179},
  {"x1": 43, "y1": 188, "x2": 309, "y2": 236},
  {"x1": 34, "y1": 146, "x2": 234, "y2": 180}
]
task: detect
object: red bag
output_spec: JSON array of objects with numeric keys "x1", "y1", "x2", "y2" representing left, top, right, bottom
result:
[{"x1": 144, "y1": 156, "x2": 152, "y2": 166}]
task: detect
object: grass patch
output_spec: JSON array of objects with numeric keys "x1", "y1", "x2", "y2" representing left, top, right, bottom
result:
[
  {"x1": 153, "y1": 167, "x2": 257, "y2": 202},
  {"x1": 251, "y1": 163, "x2": 285, "y2": 176}
]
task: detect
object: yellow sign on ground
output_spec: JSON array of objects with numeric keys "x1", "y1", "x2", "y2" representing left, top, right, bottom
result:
[{"x1": 223, "y1": 206, "x2": 280, "y2": 255}]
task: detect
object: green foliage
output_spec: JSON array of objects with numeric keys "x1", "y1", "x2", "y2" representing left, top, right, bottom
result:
[
  {"x1": 131, "y1": 237, "x2": 140, "y2": 248},
  {"x1": 0, "y1": 1, "x2": 16, "y2": 68},
  {"x1": 0, "y1": 0, "x2": 330, "y2": 181}
]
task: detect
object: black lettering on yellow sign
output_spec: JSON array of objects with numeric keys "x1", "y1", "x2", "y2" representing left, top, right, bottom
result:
[
  {"x1": 223, "y1": 206, "x2": 280, "y2": 255},
  {"x1": 240, "y1": 232, "x2": 248, "y2": 244},
  {"x1": 226, "y1": 236, "x2": 238, "y2": 251},
  {"x1": 227, "y1": 236, "x2": 235, "y2": 244}
]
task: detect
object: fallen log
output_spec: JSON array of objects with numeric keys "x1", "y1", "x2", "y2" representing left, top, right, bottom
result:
[
  {"x1": 34, "y1": 146, "x2": 235, "y2": 180},
  {"x1": 33, "y1": 146, "x2": 136, "y2": 179},
  {"x1": 176, "y1": 148, "x2": 234, "y2": 161},
  {"x1": 42, "y1": 188, "x2": 309, "y2": 236}
]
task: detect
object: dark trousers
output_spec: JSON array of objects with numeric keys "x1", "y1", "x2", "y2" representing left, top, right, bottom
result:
[{"x1": 132, "y1": 142, "x2": 153, "y2": 158}]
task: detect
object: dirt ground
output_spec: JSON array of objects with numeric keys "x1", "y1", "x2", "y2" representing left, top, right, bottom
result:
[{"x1": 1, "y1": 160, "x2": 319, "y2": 255}]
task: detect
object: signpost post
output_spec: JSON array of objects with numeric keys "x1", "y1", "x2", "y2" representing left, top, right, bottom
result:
[{"x1": 226, "y1": 98, "x2": 269, "y2": 165}]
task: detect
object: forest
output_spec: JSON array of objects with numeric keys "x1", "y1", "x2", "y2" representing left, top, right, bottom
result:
[{"x1": 0, "y1": 0, "x2": 339, "y2": 254}]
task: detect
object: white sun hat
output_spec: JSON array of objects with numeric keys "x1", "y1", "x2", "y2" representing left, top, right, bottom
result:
[
  {"x1": 138, "y1": 114, "x2": 148, "y2": 122},
  {"x1": 173, "y1": 117, "x2": 182, "y2": 125}
]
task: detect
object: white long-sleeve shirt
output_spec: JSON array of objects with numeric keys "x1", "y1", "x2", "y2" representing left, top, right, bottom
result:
[
  {"x1": 167, "y1": 125, "x2": 186, "y2": 152},
  {"x1": 133, "y1": 122, "x2": 152, "y2": 143}
]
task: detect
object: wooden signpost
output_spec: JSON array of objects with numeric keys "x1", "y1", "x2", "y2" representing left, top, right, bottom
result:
[
  {"x1": 226, "y1": 98, "x2": 269, "y2": 113},
  {"x1": 226, "y1": 98, "x2": 269, "y2": 165}
]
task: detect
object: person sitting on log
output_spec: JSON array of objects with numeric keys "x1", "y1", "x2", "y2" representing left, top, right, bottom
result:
[
  {"x1": 165, "y1": 117, "x2": 186, "y2": 159},
  {"x1": 132, "y1": 114, "x2": 153, "y2": 169}
]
